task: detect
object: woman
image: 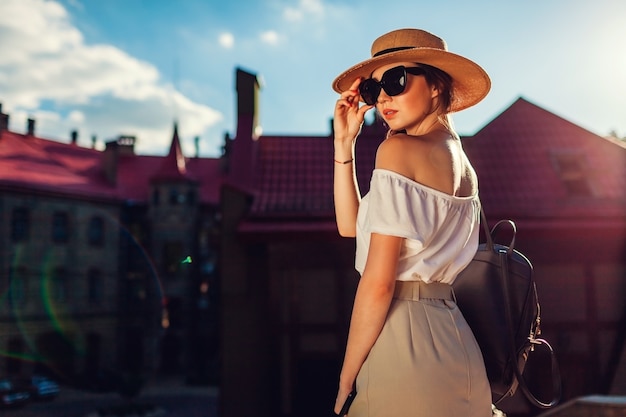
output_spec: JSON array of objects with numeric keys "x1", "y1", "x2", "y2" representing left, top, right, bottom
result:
[{"x1": 332, "y1": 28, "x2": 492, "y2": 417}]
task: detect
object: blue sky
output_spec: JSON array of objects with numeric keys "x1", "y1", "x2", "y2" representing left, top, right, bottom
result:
[{"x1": 0, "y1": 0, "x2": 625, "y2": 156}]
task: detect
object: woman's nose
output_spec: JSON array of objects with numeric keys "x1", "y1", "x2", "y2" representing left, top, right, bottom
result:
[{"x1": 377, "y1": 89, "x2": 391, "y2": 103}]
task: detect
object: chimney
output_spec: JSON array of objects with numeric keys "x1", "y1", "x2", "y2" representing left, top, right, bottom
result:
[
  {"x1": 226, "y1": 68, "x2": 262, "y2": 190},
  {"x1": 116, "y1": 135, "x2": 136, "y2": 156},
  {"x1": 71, "y1": 130, "x2": 78, "y2": 145},
  {"x1": 103, "y1": 140, "x2": 119, "y2": 185},
  {"x1": 27, "y1": 118, "x2": 35, "y2": 136},
  {"x1": 91, "y1": 134, "x2": 97, "y2": 149},
  {"x1": 0, "y1": 103, "x2": 9, "y2": 131},
  {"x1": 236, "y1": 68, "x2": 262, "y2": 140}
]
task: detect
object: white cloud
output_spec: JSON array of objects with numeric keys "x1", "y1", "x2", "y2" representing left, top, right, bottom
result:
[
  {"x1": 283, "y1": 0, "x2": 325, "y2": 21},
  {"x1": 260, "y1": 30, "x2": 280, "y2": 46},
  {"x1": 0, "y1": 0, "x2": 223, "y2": 155},
  {"x1": 218, "y1": 32, "x2": 235, "y2": 49},
  {"x1": 68, "y1": 110, "x2": 85, "y2": 124}
]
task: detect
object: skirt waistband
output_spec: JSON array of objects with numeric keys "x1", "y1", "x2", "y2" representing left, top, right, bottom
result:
[{"x1": 393, "y1": 281, "x2": 455, "y2": 302}]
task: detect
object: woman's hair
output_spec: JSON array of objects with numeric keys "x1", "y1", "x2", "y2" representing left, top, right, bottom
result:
[{"x1": 418, "y1": 63, "x2": 453, "y2": 114}]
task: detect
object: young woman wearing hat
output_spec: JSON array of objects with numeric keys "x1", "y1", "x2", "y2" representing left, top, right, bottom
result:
[{"x1": 332, "y1": 29, "x2": 492, "y2": 417}]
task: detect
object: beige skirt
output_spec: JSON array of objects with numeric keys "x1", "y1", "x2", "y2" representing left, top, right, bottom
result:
[{"x1": 348, "y1": 281, "x2": 492, "y2": 417}]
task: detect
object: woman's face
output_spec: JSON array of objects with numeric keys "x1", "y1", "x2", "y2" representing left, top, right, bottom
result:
[{"x1": 368, "y1": 61, "x2": 439, "y2": 135}]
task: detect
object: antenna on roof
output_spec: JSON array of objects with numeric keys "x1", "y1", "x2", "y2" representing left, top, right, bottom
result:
[{"x1": 172, "y1": 54, "x2": 180, "y2": 121}]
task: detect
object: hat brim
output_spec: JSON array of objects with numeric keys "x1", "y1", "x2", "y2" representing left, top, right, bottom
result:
[{"x1": 332, "y1": 48, "x2": 490, "y2": 112}]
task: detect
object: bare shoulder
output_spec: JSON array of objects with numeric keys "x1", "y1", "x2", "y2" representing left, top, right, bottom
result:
[
  {"x1": 375, "y1": 130, "x2": 475, "y2": 196},
  {"x1": 375, "y1": 133, "x2": 430, "y2": 174}
]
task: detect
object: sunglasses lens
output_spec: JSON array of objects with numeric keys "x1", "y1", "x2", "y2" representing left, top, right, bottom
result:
[
  {"x1": 358, "y1": 66, "x2": 409, "y2": 105},
  {"x1": 359, "y1": 79, "x2": 380, "y2": 105},
  {"x1": 382, "y1": 66, "x2": 407, "y2": 96}
]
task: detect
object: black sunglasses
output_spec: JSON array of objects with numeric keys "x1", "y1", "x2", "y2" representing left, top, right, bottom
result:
[{"x1": 358, "y1": 66, "x2": 426, "y2": 105}]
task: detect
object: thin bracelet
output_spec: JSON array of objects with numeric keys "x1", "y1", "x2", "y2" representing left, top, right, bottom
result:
[{"x1": 334, "y1": 158, "x2": 353, "y2": 164}]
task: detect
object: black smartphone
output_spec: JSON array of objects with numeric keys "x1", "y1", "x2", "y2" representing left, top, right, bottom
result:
[{"x1": 337, "y1": 390, "x2": 356, "y2": 416}]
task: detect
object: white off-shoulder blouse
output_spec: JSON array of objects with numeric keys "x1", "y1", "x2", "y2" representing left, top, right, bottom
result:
[{"x1": 355, "y1": 169, "x2": 480, "y2": 284}]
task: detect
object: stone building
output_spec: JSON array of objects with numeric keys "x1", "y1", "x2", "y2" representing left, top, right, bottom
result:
[{"x1": 0, "y1": 107, "x2": 221, "y2": 387}]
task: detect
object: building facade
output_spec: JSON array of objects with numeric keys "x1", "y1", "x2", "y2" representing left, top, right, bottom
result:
[{"x1": 0, "y1": 111, "x2": 221, "y2": 388}]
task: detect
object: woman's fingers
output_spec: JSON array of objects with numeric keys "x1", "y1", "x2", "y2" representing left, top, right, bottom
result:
[
  {"x1": 334, "y1": 390, "x2": 349, "y2": 415},
  {"x1": 333, "y1": 77, "x2": 374, "y2": 142}
]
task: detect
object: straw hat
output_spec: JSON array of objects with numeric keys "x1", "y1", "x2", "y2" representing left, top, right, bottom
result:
[{"x1": 332, "y1": 28, "x2": 491, "y2": 112}]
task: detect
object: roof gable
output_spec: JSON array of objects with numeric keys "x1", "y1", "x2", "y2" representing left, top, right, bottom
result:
[{"x1": 463, "y1": 97, "x2": 626, "y2": 218}]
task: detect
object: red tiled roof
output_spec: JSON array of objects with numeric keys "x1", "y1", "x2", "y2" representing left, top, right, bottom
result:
[
  {"x1": 248, "y1": 121, "x2": 386, "y2": 219},
  {"x1": 241, "y1": 97, "x2": 625, "y2": 236},
  {"x1": 3, "y1": 97, "x2": 623, "y2": 228},
  {"x1": 0, "y1": 129, "x2": 222, "y2": 205},
  {"x1": 0, "y1": 130, "x2": 116, "y2": 200},
  {"x1": 463, "y1": 97, "x2": 626, "y2": 220}
]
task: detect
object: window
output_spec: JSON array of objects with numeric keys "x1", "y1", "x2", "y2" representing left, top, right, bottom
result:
[
  {"x1": 88, "y1": 268, "x2": 103, "y2": 304},
  {"x1": 52, "y1": 212, "x2": 70, "y2": 243},
  {"x1": 11, "y1": 207, "x2": 30, "y2": 242},
  {"x1": 553, "y1": 152, "x2": 592, "y2": 197},
  {"x1": 87, "y1": 216, "x2": 104, "y2": 246}
]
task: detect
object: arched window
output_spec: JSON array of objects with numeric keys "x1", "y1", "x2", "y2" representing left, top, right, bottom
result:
[
  {"x1": 52, "y1": 212, "x2": 70, "y2": 243},
  {"x1": 11, "y1": 207, "x2": 30, "y2": 242},
  {"x1": 87, "y1": 216, "x2": 105, "y2": 246}
]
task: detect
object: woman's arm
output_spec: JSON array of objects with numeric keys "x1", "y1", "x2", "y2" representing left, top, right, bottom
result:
[
  {"x1": 333, "y1": 78, "x2": 373, "y2": 237},
  {"x1": 334, "y1": 232, "x2": 402, "y2": 414},
  {"x1": 333, "y1": 146, "x2": 360, "y2": 237}
]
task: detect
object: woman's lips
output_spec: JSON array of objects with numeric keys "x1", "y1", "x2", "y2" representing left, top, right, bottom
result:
[{"x1": 382, "y1": 108, "x2": 397, "y2": 119}]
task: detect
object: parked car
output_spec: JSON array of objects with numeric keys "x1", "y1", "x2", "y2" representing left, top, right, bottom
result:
[
  {"x1": 18, "y1": 375, "x2": 60, "y2": 401},
  {"x1": 0, "y1": 378, "x2": 30, "y2": 408}
]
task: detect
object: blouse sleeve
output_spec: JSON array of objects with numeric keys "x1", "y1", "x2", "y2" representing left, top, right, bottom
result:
[{"x1": 363, "y1": 170, "x2": 442, "y2": 243}]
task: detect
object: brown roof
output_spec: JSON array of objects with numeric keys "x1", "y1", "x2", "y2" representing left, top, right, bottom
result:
[{"x1": 463, "y1": 97, "x2": 626, "y2": 220}]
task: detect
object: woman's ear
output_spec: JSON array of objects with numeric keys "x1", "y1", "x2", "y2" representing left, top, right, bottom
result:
[{"x1": 430, "y1": 85, "x2": 440, "y2": 99}]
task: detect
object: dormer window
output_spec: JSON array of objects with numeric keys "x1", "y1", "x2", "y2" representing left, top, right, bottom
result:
[{"x1": 552, "y1": 151, "x2": 592, "y2": 197}]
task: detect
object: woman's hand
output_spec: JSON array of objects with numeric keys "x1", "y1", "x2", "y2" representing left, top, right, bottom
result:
[
  {"x1": 334, "y1": 384, "x2": 354, "y2": 415},
  {"x1": 333, "y1": 78, "x2": 374, "y2": 146}
]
